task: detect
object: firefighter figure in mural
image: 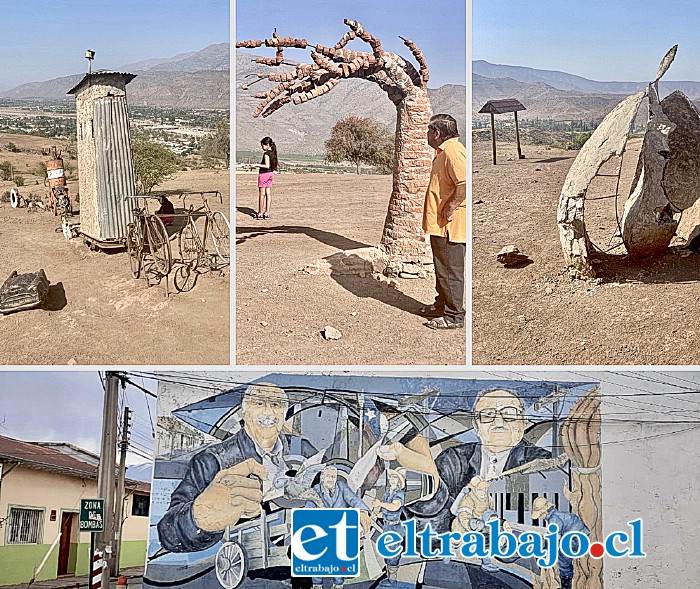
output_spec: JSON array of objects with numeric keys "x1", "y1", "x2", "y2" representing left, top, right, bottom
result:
[
  {"x1": 531, "y1": 497, "x2": 589, "y2": 589},
  {"x1": 372, "y1": 468, "x2": 407, "y2": 586}
]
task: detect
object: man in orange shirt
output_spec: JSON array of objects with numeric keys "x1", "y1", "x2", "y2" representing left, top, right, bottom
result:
[{"x1": 422, "y1": 114, "x2": 467, "y2": 329}]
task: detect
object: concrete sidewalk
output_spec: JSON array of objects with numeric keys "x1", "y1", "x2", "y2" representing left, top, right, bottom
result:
[{"x1": 1, "y1": 567, "x2": 143, "y2": 589}]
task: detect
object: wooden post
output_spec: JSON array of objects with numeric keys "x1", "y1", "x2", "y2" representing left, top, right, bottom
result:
[
  {"x1": 490, "y1": 112, "x2": 497, "y2": 165},
  {"x1": 514, "y1": 110, "x2": 524, "y2": 159}
]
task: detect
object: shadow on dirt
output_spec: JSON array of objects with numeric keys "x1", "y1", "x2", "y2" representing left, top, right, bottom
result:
[
  {"x1": 236, "y1": 206, "x2": 258, "y2": 217},
  {"x1": 592, "y1": 248, "x2": 700, "y2": 285},
  {"x1": 325, "y1": 252, "x2": 427, "y2": 317},
  {"x1": 44, "y1": 282, "x2": 68, "y2": 311},
  {"x1": 237, "y1": 224, "x2": 370, "y2": 251},
  {"x1": 532, "y1": 156, "x2": 575, "y2": 164}
]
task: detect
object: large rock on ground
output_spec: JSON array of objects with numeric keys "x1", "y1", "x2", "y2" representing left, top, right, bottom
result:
[{"x1": 621, "y1": 85, "x2": 677, "y2": 257}]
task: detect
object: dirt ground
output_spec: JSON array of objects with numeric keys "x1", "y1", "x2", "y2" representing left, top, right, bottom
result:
[
  {"x1": 0, "y1": 133, "x2": 229, "y2": 365},
  {"x1": 235, "y1": 173, "x2": 466, "y2": 365},
  {"x1": 472, "y1": 138, "x2": 700, "y2": 365}
]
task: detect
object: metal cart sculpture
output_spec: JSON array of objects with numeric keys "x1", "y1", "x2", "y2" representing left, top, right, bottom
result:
[{"x1": 125, "y1": 192, "x2": 230, "y2": 294}]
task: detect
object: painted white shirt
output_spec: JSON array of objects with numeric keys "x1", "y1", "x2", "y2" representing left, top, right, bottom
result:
[{"x1": 480, "y1": 447, "x2": 511, "y2": 479}]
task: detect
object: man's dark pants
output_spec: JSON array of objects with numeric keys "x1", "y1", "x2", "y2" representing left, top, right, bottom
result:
[{"x1": 430, "y1": 234, "x2": 466, "y2": 324}]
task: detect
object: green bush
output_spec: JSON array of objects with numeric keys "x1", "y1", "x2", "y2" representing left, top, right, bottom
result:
[
  {"x1": 14, "y1": 176, "x2": 25, "y2": 187},
  {"x1": 132, "y1": 133, "x2": 182, "y2": 194},
  {"x1": 570, "y1": 132, "x2": 592, "y2": 150},
  {"x1": 0, "y1": 160, "x2": 12, "y2": 181}
]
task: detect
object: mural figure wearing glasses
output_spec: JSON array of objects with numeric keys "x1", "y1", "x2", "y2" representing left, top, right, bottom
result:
[{"x1": 382, "y1": 389, "x2": 551, "y2": 532}]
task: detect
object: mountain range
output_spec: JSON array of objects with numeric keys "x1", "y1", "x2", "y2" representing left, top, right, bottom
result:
[
  {"x1": 1, "y1": 44, "x2": 229, "y2": 108},
  {"x1": 473, "y1": 60, "x2": 700, "y2": 97},
  {"x1": 473, "y1": 60, "x2": 700, "y2": 124}
]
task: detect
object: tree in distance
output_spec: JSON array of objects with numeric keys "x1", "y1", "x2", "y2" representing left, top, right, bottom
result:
[
  {"x1": 132, "y1": 133, "x2": 182, "y2": 194},
  {"x1": 200, "y1": 120, "x2": 230, "y2": 168},
  {"x1": 325, "y1": 116, "x2": 394, "y2": 174}
]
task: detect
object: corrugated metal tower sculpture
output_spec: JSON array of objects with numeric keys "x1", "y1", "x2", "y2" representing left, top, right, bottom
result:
[
  {"x1": 68, "y1": 71, "x2": 137, "y2": 249},
  {"x1": 237, "y1": 20, "x2": 434, "y2": 271}
]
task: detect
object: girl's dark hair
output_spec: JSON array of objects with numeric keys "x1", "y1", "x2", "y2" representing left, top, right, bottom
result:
[{"x1": 261, "y1": 136, "x2": 278, "y2": 172}]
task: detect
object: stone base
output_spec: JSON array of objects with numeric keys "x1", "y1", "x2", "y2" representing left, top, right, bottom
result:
[{"x1": 301, "y1": 246, "x2": 433, "y2": 279}]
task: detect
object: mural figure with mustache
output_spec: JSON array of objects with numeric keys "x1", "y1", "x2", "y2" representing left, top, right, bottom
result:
[{"x1": 157, "y1": 383, "x2": 318, "y2": 553}]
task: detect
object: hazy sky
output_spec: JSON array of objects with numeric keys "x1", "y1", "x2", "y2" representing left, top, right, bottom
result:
[
  {"x1": 0, "y1": 372, "x2": 157, "y2": 466},
  {"x1": 473, "y1": 0, "x2": 700, "y2": 82},
  {"x1": 0, "y1": 0, "x2": 229, "y2": 90},
  {"x1": 235, "y1": 0, "x2": 467, "y2": 88}
]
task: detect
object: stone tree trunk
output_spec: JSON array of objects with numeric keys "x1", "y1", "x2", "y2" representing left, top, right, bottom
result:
[
  {"x1": 384, "y1": 87, "x2": 433, "y2": 265},
  {"x1": 561, "y1": 387, "x2": 603, "y2": 589},
  {"x1": 237, "y1": 20, "x2": 434, "y2": 268}
]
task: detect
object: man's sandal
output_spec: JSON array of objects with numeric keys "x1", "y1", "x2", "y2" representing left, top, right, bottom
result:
[{"x1": 425, "y1": 317, "x2": 464, "y2": 330}]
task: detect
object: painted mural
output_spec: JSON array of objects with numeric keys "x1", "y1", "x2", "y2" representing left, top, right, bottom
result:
[{"x1": 144, "y1": 374, "x2": 601, "y2": 589}]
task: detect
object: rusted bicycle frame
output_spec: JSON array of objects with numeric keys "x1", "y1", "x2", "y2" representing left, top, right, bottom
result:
[
  {"x1": 172, "y1": 190, "x2": 230, "y2": 292},
  {"x1": 124, "y1": 195, "x2": 173, "y2": 296}
]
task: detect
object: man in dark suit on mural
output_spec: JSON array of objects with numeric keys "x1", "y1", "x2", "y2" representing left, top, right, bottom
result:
[
  {"x1": 379, "y1": 388, "x2": 551, "y2": 533},
  {"x1": 157, "y1": 383, "x2": 318, "y2": 553}
]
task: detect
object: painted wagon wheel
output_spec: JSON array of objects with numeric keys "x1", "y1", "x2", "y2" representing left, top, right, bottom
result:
[
  {"x1": 209, "y1": 211, "x2": 230, "y2": 262},
  {"x1": 215, "y1": 541, "x2": 247, "y2": 589},
  {"x1": 178, "y1": 219, "x2": 201, "y2": 271},
  {"x1": 145, "y1": 214, "x2": 171, "y2": 276},
  {"x1": 126, "y1": 222, "x2": 142, "y2": 279}
]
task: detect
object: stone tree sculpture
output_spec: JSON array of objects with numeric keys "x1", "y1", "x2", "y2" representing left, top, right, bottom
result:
[{"x1": 237, "y1": 20, "x2": 434, "y2": 271}]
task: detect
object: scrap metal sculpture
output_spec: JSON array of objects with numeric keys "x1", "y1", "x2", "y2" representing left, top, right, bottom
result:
[
  {"x1": 558, "y1": 46, "x2": 700, "y2": 277},
  {"x1": 237, "y1": 20, "x2": 434, "y2": 268},
  {"x1": 0, "y1": 270, "x2": 50, "y2": 314}
]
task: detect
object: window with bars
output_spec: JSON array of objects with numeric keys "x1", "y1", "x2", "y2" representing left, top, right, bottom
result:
[
  {"x1": 131, "y1": 494, "x2": 150, "y2": 517},
  {"x1": 7, "y1": 507, "x2": 44, "y2": 545}
]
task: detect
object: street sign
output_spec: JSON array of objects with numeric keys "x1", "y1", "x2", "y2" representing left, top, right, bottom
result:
[{"x1": 80, "y1": 499, "x2": 105, "y2": 532}]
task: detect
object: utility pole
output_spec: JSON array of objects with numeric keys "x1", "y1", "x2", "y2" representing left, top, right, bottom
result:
[
  {"x1": 96, "y1": 372, "x2": 119, "y2": 578},
  {"x1": 552, "y1": 384, "x2": 560, "y2": 458},
  {"x1": 114, "y1": 406, "x2": 131, "y2": 576}
]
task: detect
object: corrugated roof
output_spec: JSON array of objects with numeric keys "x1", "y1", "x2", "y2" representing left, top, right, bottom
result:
[
  {"x1": 478, "y1": 99, "x2": 527, "y2": 114},
  {"x1": 0, "y1": 435, "x2": 149, "y2": 493},
  {"x1": 67, "y1": 71, "x2": 137, "y2": 95}
]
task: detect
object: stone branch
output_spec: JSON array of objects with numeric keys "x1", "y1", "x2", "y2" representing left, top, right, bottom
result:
[
  {"x1": 237, "y1": 20, "x2": 426, "y2": 116},
  {"x1": 399, "y1": 36, "x2": 429, "y2": 87}
]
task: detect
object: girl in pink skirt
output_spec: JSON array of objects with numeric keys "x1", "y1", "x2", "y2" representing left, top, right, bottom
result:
[{"x1": 255, "y1": 136, "x2": 278, "y2": 219}]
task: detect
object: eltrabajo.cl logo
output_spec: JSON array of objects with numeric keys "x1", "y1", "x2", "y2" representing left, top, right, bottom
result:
[{"x1": 290, "y1": 509, "x2": 361, "y2": 577}]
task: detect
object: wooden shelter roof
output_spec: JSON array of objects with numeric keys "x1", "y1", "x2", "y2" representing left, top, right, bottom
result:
[{"x1": 479, "y1": 99, "x2": 526, "y2": 114}]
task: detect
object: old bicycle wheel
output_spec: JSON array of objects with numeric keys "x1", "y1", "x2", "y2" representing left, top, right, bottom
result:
[
  {"x1": 126, "y1": 223, "x2": 142, "y2": 278},
  {"x1": 209, "y1": 211, "x2": 230, "y2": 262},
  {"x1": 178, "y1": 219, "x2": 201, "y2": 271},
  {"x1": 145, "y1": 215, "x2": 171, "y2": 275},
  {"x1": 215, "y1": 541, "x2": 247, "y2": 589},
  {"x1": 173, "y1": 264, "x2": 199, "y2": 292}
]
